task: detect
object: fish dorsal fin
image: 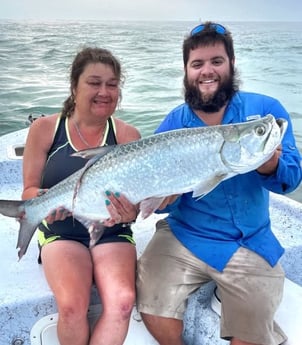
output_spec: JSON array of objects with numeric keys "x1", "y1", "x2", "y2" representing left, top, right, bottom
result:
[
  {"x1": 192, "y1": 173, "x2": 230, "y2": 199},
  {"x1": 72, "y1": 145, "x2": 117, "y2": 160}
]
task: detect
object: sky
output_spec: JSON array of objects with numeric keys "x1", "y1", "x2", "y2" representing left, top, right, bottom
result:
[{"x1": 1, "y1": 0, "x2": 301, "y2": 22}]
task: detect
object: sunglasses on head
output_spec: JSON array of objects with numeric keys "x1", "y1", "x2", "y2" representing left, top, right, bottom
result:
[{"x1": 190, "y1": 23, "x2": 227, "y2": 37}]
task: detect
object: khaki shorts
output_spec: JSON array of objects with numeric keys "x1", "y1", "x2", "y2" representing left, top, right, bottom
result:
[{"x1": 136, "y1": 220, "x2": 287, "y2": 345}]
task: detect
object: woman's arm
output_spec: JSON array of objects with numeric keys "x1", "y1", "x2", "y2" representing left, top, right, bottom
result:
[{"x1": 22, "y1": 114, "x2": 58, "y2": 200}]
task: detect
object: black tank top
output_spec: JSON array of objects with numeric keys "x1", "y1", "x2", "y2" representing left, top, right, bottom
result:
[
  {"x1": 41, "y1": 114, "x2": 117, "y2": 188},
  {"x1": 37, "y1": 114, "x2": 133, "y2": 252}
]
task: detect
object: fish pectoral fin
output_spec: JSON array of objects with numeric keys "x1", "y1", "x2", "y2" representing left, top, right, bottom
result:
[
  {"x1": 72, "y1": 149, "x2": 116, "y2": 209},
  {"x1": 75, "y1": 217, "x2": 106, "y2": 247},
  {"x1": 139, "y1": 197, "x2": 165, "y2": 219},
  {"x1": 88, "y1": 222, "x2": 106, "y2": 248},
  {"x1": 192, "y1": 174, "x2": 228, "y2": 199},
  {"x1": 72, "y1": 157, "x2": 99, "y2": 210}
]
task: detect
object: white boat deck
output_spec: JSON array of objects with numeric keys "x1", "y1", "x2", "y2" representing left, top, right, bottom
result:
[{"x1": 0, "y1": 128, "x2": 301, "y2": 345}]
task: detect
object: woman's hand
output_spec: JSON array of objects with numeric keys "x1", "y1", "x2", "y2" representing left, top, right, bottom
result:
[
  {"x1": 45, "y1": 207, "x2": 72, "y2": 224},
  {"x1": 35, "y1": 188, "x2": 72, "y2": 224},
  {"x1": 103, "y1": 191, "x2": 138, "y2": 227}
]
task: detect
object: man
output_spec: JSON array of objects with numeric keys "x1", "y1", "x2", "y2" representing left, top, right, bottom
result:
[{"x1": 135, "y1": 22, "x2": 302, "y2": 345}]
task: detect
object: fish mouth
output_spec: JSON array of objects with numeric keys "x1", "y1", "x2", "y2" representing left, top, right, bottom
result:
[
  {"x1": 258, "y1": 117, "x2": 287, "y2": 155},
  {"x1": 258, "y1": 115, "x2": 288, "y2": 154},
  {"x1": 276, "y1": 118, "x2": 288, "y2": 140}
]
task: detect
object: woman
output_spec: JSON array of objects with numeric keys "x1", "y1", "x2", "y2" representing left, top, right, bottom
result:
[{"x1": 22, "y1": 47, "x2": 140, "y2": 345}]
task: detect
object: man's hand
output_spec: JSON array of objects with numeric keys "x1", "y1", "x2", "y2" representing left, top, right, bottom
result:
[
  {"x1": 158, "y1": 195, "x2": 180, "y2": 210},
  {"x1": 257, "y1": 145, "x2": 282, "y2": 175}
]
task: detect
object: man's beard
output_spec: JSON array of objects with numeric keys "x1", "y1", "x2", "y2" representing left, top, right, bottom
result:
[{"x1": 184, "y1": 69, "x2": 240, "y2": 113}]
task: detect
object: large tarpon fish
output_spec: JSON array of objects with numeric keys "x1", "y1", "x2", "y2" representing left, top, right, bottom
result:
[{"x1": 0, "y1": 115, "x2": 287, "y2": 259}]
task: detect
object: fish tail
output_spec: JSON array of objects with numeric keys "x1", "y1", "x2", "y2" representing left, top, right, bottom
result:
[
  {"x1": 0, "y1": 199, "x2": 37, "y2": 260},
  {"x1": 16, "y1": 219, "x2": 39, "y2": 260},
  {"x1": 0, "y1": 199, "x2": 25, "y2": 218}
]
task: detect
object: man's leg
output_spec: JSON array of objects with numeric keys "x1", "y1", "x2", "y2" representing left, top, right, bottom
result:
[
  {"x1": 137, "y1": 220, "x2": 209, "y2": 345},
  {"x1": 231, "y1": 338, "x2": 259, "y2": 345},
  {"x1": 141, "y1": 313, "x2": 185, "y2": 345},
  {"x1": 210, "y1": 247, "x2": 287, "y2": 345}
]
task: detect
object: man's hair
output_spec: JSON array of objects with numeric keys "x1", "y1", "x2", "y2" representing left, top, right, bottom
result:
[{"x1": 183, "y1": 22, "x2": 235, "y2": 66}]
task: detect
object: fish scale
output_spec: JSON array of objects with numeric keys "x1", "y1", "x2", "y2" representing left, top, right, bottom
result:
[
  {"x1": 0, "y1": 115, "x2": 287, "y2": 259},
  {"x1": 75, "y1": 127, "x2": 225, "y2": 214}
]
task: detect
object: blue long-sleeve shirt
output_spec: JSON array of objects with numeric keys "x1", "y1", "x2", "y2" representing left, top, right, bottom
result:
[{"x1": 156, "y1": 91, "x2": 302, "y2": 272}]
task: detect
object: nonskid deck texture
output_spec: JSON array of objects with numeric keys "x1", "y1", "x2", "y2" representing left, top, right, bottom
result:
[{"x1": 0, "y1": 129, "x2": 301, "y2": 345}]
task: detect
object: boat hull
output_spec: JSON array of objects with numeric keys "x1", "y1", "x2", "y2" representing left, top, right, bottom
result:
[{"x1": 1, "y1": 128, "x2": 302, "y2": 345}]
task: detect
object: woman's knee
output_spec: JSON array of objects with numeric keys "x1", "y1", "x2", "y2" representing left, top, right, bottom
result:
[
  {"x1": 117, "y1": 287, "x2": 135, "y2": 313},
  {"x1": 105, "y1": 287, "x2": 135, "y2": 319},
  {"x1": 57, "y1": 294, "x2": 90, "y2": 322}
]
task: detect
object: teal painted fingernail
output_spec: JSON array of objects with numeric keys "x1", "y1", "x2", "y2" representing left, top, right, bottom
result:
[
  {"x1": 105, "y1": 190, "x2": 111, "y2": 196},
  {"x1": 114, "y1": 192, "x2": 120, "y2": 197},
  {"x1": 105, "y1": 199, "x2": 110, "y2": 206}
]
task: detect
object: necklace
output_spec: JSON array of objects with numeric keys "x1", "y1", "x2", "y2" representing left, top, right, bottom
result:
[{"x1": 72, "y1": 117, "x2": 105, "y2": 148}]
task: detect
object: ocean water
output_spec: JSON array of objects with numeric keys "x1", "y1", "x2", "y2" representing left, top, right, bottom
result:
[{"x1": 0, "y1": 20, "x2": 301, "y2": 202}]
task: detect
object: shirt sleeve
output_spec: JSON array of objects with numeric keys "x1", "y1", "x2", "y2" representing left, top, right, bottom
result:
[
  {"x1": 155, "y1": 114, "x2": 177, "y2": 133},
  {"x1": 257, "y1": 100, "x2": 302, "y2": 194}
]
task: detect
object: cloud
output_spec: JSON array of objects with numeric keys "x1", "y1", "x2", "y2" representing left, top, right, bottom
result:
[
  {"x1": 1, "y1": 0, "x2": 301, "y2": 21},
  {"x1": 1, "y1": 0, "x2": 201, "y2": 21}
]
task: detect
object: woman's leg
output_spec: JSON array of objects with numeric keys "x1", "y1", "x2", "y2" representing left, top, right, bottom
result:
[
  {"x1": 90, "y1": 242, "x2": 136, "y2": 345},
  {"x1": 41, "y1": 240, "x2": 93, "y2": 345}
]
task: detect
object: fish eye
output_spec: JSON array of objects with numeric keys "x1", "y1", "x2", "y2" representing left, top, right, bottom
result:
[{"x1": 254, "y1": 125, "x2": 266, "y2": 136}]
